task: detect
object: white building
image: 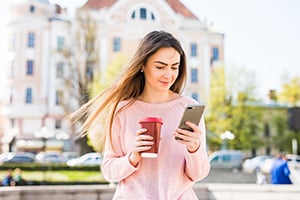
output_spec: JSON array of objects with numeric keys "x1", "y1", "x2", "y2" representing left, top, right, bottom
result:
[
  {"x1": 2, "y1": 0, "x2": 73, "y2": 152},
  {"x1": 0, "y1": 0, "x2": 224, "y2": 153}
]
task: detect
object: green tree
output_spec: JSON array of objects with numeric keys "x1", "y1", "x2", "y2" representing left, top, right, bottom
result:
[
  {"x1": 230, "y1": 97, "x2": 263, "y2": 152},
  {"x1": 206, "y1": 65, "x2": 264, "y2": 153},
  {"x1": 227, "y1": 67, "x2": 263, "y2": 152},
  {"x1": 278, "y1": 76, "x2": 300, "y2": 106},
  {"x1": 63, "y1": 8, "x2": 99, "y2": 154},
  {"x1": 271, "y1": 112, "x2": 293, "y2": 152},
  {"x1": 277, "y1": 76, "x2": 300, "y2": 154},
  {"x1": 206, "y1": 66, "x2": 232, "y2": 151},
  {"x1": 91, "y1": 54, "x2": 129, "y2": 98},
  {"x1": 88, "y1": 53, "x2": 129, "y2": 152}
]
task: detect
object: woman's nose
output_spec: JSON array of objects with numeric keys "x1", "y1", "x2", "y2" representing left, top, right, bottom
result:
[{"x1": 163, "y1": 69, "x2": 172, "y2": 78}]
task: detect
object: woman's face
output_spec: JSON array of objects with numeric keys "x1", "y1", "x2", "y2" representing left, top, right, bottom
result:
[{"x1": 143, "y1": 47, "x2": 180, "y2": 94}]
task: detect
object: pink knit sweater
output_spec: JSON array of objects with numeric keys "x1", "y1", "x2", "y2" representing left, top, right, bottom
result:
[{"x1": 101, "y1": 96, "x2": 210, "y2": 200}]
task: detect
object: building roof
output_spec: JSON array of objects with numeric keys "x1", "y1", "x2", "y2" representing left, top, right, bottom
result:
[
  {"x1": 84, "y1": 0, "x2": 198, "y2": 19},
  {"x1": 84, "y1": 0, "x2": 116, "y2": 9},
  {"x1": 165, "y1": 0, "x2": 197, "y2": 19}
]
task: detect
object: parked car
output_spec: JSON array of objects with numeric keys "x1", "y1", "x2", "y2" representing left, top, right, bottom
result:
[
  {"x1": 209, "y1": 150, "x2": 243, "y2": 171},
  {"x1": 0, "y1": 152, "x2": 9, "y2": 163},
  {"x1": 66, "y1": 152, "x2": 103, "y2": 167},
  {"x1": 35, "y1": 152, "x2": 65, "y2": 164},
  {"x1": 0, "y1": 152, "x2": 35, "y2": 164},
  {"x1": 243, "y1": 155, "x2": 274, "y2": 173},
  {"x1": 62, "y1": 151, "x2": 79, "y2": 162}
]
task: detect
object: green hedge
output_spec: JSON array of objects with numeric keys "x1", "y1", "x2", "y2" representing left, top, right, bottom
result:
[{"x1": 0, "y1": 163, "x2": 101, "y2": 171}]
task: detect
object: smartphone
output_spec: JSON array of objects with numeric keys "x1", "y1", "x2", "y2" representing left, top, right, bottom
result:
[{"x1": 178, "y1": 105, "x2": 205, "y2": 131}]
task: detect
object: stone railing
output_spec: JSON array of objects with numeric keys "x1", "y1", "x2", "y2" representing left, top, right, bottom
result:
[{"x1": 1, "y1": 183, "x2": 300, "y2": 200}]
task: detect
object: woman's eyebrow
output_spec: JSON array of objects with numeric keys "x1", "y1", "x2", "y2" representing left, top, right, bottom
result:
[{"x1": 154, "y1": 61, "x2": 180, "y2": 66}]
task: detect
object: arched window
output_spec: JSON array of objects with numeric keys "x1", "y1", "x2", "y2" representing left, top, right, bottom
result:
[{"x1": 130, "y1": 7, "x2": 156, "y2": 21}]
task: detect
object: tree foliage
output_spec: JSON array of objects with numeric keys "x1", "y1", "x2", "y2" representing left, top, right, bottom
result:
[
  {"x1": 62, "y1": 8, "x2": 100, "y2": 154},
  {"x1": 206, "y1": 65, "x2": 300, "y2": 155},
  {"x1": 88, "y1": 54, "x2": 129, "y2": 152},
  {"x1": 276, "y1": 76, "x2": 300, "y2": 154},
  {"x1": 91, "y1": 54, "x2": 129, "y2": 98},
  {"x1": 206, "y1": 66, "x2": 264, "y2": 152},
  {"x1": 206, "y1": 66, "x2": 232, "y2": 150},
  {"x1": 278, "y1": 76, "x2": 300, "y2": 106}
]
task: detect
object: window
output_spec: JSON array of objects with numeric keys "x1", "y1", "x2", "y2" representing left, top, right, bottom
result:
[
  {"x1": 28, "y1": 32, "x2": 35, "y2": 47},
  {"x1": 55, "y1": 120, "x2": 62, "y2": 129},
  {"x1": 26, "y1": 60, "x2": 34, "y2": 75},
  {"x1": 131, "y1": 11, "x2": 136, "y2": 18},
  {"x1": 56, "y1": 62, "x2": 64, "y2": 78},
  {"x1": 222, "y1": 155, "x2": 231, "y2": 162},
  {"x1": 191, "y1": 93, "x2": 198, "y2": 101},
  {"x1": 130, "y1": 7, "x2": 156, "y2": 21},
  {"x1": 191, "y1": 43, "x2": 197, "y2": 57},
  {"x1": 140, "y1": 8, "x2": 147, "y2": 19},
  {"x1": 191, "y1": 68, "x2": 198, "y2": 83},
  {"x1": 211, "y1": 156, "x2": 219, "y2": 163},
  {"x1": 57, "y1": 36, "x2": 65, "y2": 51},
  {"x1": 151, "y1": 13, "x2": 155, "y2": 20},
  {"x1": 55, "y1": 90, "x2": 63, "y2": 105},
  {"x1": 30, "y1": 5, "x2": 35, "y2": 13},
  {"x1": 212, "y1": 47, "x2": 219, "y2": 61},
  {"x1": 25, "y1": 88, "x2": 33, "y2": 104},
  {"x1": 113, "y1": 37, "x2": 121, "y2": 52}
]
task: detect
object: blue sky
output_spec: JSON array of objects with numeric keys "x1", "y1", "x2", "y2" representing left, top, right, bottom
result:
[
  {"x1": 182, "y1": 0, "x2": 300, "y2": 98},
  {"x1": 1, "y1": 0, "x2": 300, "y2": 99}
]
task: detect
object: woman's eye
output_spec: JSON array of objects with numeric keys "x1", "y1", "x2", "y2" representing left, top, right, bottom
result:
[{"x1": 156, "y1": 66, "x2": 164, "y2": 69}]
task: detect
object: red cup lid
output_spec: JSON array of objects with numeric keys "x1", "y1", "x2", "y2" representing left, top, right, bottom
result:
[{"x1": 139, "y1": 117, "x2": 163, "y2": 124}]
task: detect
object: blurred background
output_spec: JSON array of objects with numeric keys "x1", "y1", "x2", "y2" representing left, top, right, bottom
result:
[{"x1": 0, "y1": 0, "x2": 299, "y2": 186}]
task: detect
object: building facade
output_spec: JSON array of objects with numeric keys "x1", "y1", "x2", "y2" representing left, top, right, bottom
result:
[
  {"x1": 84, "y1": 0, "x2": 224, "y2": 101},
  {"x1": 1, "y1": 0, "x2": 73, "y2": 152},
  {"x1": 0, "y1": 0, "x2": 224, "y2": 153}
]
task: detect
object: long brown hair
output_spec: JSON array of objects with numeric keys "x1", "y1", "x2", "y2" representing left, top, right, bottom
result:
[{"x1": 71, "y1": 30, "x2": 187, "y2": 149}]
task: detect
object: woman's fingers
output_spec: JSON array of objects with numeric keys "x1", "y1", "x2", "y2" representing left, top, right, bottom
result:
[
  {"x1": 175, "y1": 129, "x2": 197, "y2": 142},
  {"x1": 134, "y1": 128, "x2": 154, "y2": 152},
  {"x1": 134, "y1": 138, "x2": 154, "y2": 150},
  {"x1": 136, "y1": 128, "x2": 148, "y2": 135},
  {"x1": 184, "y1": 121, "x2": 200, "y2": 132},
  {"x1": 174, "y1": 121, "x2": 202, "y2": 152},
  {"x1": 175, "y1": 122, "x2": 200, "y2": 140},
  {"x1": 129, "y1": 128, "x2": 155, "y2": 166}
]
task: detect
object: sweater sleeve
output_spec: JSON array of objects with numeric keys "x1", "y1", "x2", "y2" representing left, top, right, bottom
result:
[
  {"x1": 184, "y1": 117, "x2": 210, "y2": 181},
  {"x1": 101, "y1": 115, "x2": 140, "y2": 182}
]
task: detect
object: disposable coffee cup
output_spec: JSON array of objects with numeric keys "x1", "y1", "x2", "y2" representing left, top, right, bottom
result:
[{"x1": 139, "y1": 117, "x2": 163, "y2": 158}]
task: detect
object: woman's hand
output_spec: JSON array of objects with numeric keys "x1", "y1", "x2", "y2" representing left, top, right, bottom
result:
[
  {"x1": 129, "y1": 128, "x2": 153, "y2": 166},
  {"x1": 174, "y1": 121, "x2": 202, "y2": 153}
]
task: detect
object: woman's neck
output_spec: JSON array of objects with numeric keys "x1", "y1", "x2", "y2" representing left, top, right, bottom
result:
[{"x1": 138, "y1": 90, "x2": 180, "y2": 103}]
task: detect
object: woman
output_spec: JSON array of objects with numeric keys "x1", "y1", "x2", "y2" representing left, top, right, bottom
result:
[{"x1": 74, "y1": 30, "x2": 210, "y2": 199}]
